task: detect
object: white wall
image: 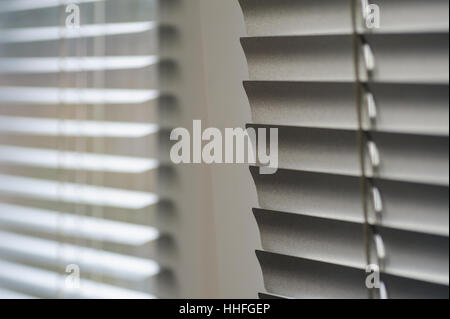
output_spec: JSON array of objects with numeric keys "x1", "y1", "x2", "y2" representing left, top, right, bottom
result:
[
  {"x1": 159, "y1": 0, "x2": 263, "y2": 298},
  {"x1": 198, "y1": 0, "x2": 264, "y2": 298}
]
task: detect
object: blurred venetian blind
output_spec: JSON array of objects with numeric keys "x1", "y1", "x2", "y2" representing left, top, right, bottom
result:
[
  {"x1": 0, "y1": 0, "x2": 164, "y2": 298},
  {"x1": 239, "y1": 0, "x2": 449, "y2": 298}
]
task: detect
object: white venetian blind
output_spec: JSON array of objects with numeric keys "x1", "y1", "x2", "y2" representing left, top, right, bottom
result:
[
  {"x1": 239, "y1": 0, "x2": 449, "y2": 299},
  {"x1": 0, "y1": 0, "x2": 165, "y2": 298}
]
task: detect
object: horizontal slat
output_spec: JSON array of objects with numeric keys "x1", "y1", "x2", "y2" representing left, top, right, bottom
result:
[
  {"x1": 0, "y1": 0, "x2": 157, "y2": 29},
  {"x1": 0, "y1": 231, "x2": 159, "y2": 280},
  {"x1": 0, "y1": 59, "x2": 166, "y2": 90},
  {"x1": 372, "y1": 179, "x2": 449, "y2": 237},
  {"x1": 0, "y1": 166, "x2": 158, "y2": 195},
  {"x1": 0, "y1": 100, "x2": 159, "y2": 123},
  {"x1": 0, "y1": 29, "x2": 159, "y2": 58},
  {"x1": 0, "y1": 116, "x2": 158, "y2": 137},
  {"x1": 363, "y1": 0, "x2": 449, "y2": 34},
  {"x1": 239, "y1": 0, "x2": 449, "y2": 36},
  {"x1": 0, "y1": 145, "x2": 158, "y2": 173},
  {"x1": 242, "y1": 34, "x2": 449, "y2": 84},
  {"x1": 254, "y1": 208, "x2": 365, "y2": 270},
  {"x1": 250, "y1": 124, "x2": 361, "y2": 177},
  {"x1": 364, "y1": 83, "x2": 449, "y2": 135},
  {"x1": 244, "y1": 81, "x2": 358, "y2": 130},
  {"x1": 249, "y1": 125, "x2": 449, "y2": 186},
  {"x1": 0, "y1": 0, "x2": 105, "y2": 13},
  {"x1": 251, "y1": 167, "x2": 449, "y2": 236},
  {"x1": 239, "y1": 0, "x2": 352, "y2": 37},
  {"x1": 0, "y1": 287, "x2": 35, "y2": 299},
  {"x1": 0, "y1": 67, "x2": 159, "y2": 90},
  {"x1": 0, "y1": 260, "x2": 155, "y2": 299},
  {"x1": 0, "y1": 22, "x2": 156, "y2": 43},
  {"x1": 0, "y1": 203, "x2": 159, "y2": 246},
  {"x1": 0, "y1": 174, "x2": 158, "y2": 209},
  {"x1": 0, "y1": 87, "x2": 159, "y2": 104},
  {"x1": 241, "y1": 35, "x2": 355, "y2": 82},
  {"x1": 255, "y1": 209, "x2": 449, "y2": 285},
  {"x1": 257, "y1": 251, "x2": 449, "y2": 299},
  {"x1": 364, "y1": 0, "x2": 450, "y2": 34},
  {"x1": 258, "y1": 292, "x2": 288, "y2": 300},
  {"x1": 244, "y1": 81, "x2": 449, "y2": 136},
  {"x1": 377, "y1": 227, "x2": 449, "y2": 285},
  {"x1": 0, "y1": 135, "x2": 159, "y2": 160},
  {"x1": 364, "y1": 33, "x2": 449, "y2": 84},
  {"x1": 368, "y1": 132, "x2": 449, "y2": 185},
  {"x1": 257, "y1": 250, "x2": 368, "y2": 299},
  {"x1": 251, "y1": 167, "x2": 364, "y2": 224},
  {"x1": 0, "y1": 56, "x2": 158, "y2": 73}
]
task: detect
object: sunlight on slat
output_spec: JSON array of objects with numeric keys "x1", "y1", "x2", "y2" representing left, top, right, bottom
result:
[
  {"x1": 0, "y1": 87, "x2": 159, "y2": 104},
  {"x1": 0, "y1": 22, "x2": 157, "y2": 43},
  {"x1": 0, "y1": 175, "x2": 159, "y2": 209},
  {"x1": 0, "y1": 56, "x2": 159, "y2": 73},
  {"x1": 0, "y1": 116, "x2": 159, "y2": 137},
  {"x1": 0, "y1": 203, "x2": 160, "y2": 246},
  {"x1": 0, "y1": 145, "x2": 159, "y2": 173},
  {"x1": 0, "y1": 0, "x2": 162, "y2": 301},
  {"x1": 0, "y1": 231, "x2": 160, "y2": 280},
  {"x1": 0, "y1": 287, "x2": 36, "y2": 299},
  {"x1": 0, "y1": 260, "x2": 156, "y2": 299},
  {"x1": 0, "y1": 0, "x2": 106, "y2": 13}
]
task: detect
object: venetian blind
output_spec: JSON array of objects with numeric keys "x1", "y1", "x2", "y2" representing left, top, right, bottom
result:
[
  {"x1": 0, "y1": 0, "x2": 164, "y2": 298},
  {"x1": 239, "y1": 0, "x2": 449, "y2": 299}
]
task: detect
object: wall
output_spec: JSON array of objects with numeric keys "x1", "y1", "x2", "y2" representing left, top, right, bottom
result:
[
  {"x1": 198, "y1": 0, "x2": 264, "y2": 298},
  {"x1": 159, "y1": 0, "x2": 263, "y2": 298}
]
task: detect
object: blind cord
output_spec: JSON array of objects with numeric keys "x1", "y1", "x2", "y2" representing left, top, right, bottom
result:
[
  {"x1": 350, "y1": 0, "x2": 373, "y2": 300},
  {"x1": 351, "y1": 0, "x2": 388, "y2": 299}
]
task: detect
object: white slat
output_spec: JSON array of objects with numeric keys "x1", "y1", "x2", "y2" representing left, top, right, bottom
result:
[
  {"x1": 0, "y1": 231, "x2": 160, "y2": 280},
  {"x1": 0, "y1": 56, "x2": 159, "y2": 73},
  {"x1": 0, "y1": 87, "x2": 159, "y2": 104},
  {"x1": 0, "y1": 22, "x2": 157, "y2": 43},
  {"x1": 0, "y1": 203, "x2": 159, "y2": 246},
  {"x1": 0, "y1": 260, "x2": 156, "y2": 299},
  {"x1": 0, "y1": 0, "x2": 106, "y2": 13},
  {"x1": 0, "y1": 287, "x2": 36, "y2": 299},
  {"x1": 0, "y1": 116, "x2": 159, "y2": 137},
  {"x1": 0, "y1": 145, "x2": 159, "y2": 173},
  {"x1": 0, "y1": 175, "x2": 159, "y2": 209}
]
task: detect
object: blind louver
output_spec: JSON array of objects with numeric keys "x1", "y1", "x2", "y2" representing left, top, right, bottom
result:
[
  {"x1": 239, "y1": 0, "x2": 449, "y2": 299},
  {"x1": 0, "y1": 0, "x2": 166, "y2": 298}
]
